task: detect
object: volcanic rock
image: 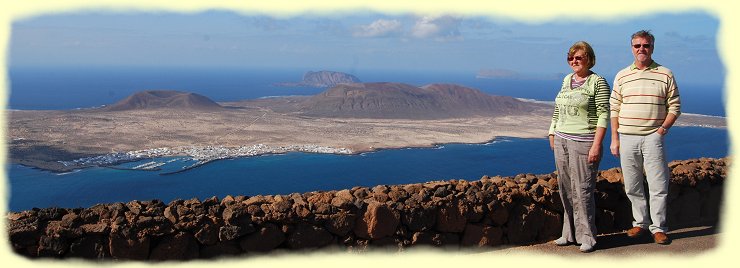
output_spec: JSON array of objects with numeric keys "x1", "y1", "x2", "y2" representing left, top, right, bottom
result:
[
  {"x1": 354, "y1": 202, "x2": 399, "y2": 239},
  {"x1": 149, "y1": 232, "x2": 199, "y2": 260},
  {"x1": 239, "y1": 223, "x2": 285, "y2": 252}
]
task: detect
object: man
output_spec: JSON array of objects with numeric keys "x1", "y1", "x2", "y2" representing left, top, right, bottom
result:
[{"x1": 609, "y1": 30, "x2": 680, "y2": 245}]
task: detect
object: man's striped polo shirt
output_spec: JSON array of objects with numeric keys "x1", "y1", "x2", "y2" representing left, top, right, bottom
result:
[{"x1": 610, "y1": 61, "x2": 681, "y2": 135}]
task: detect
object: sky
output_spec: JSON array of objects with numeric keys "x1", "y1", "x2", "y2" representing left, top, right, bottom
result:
[{"x1": 8, "y1": 9, "x2": 723, "y2": 85}]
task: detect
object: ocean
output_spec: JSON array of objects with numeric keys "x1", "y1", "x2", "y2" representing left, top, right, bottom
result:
[
  {"x1": 8, "y1": 67, "x2": 726, "y2": 116},
  {"x1": 5, "y1": 67, "x2": 730, "y2": 211}
]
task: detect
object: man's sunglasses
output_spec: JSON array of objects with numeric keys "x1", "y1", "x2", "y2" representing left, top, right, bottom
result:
[{"x1": 632, "y1": 44, "x2": 652, "y2": 49}]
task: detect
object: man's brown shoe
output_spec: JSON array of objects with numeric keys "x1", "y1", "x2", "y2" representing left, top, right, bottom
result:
[
  {"x1": 653, "y1": 232, "x2": 670, "y2": 244},
  {"x1": 626, "y1": 227, "x2": 647, "y2": 238}
]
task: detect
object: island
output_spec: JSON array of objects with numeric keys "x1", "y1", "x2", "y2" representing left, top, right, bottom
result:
[
  {"x1": 273, "y1": 70, "x2": 361, "y2": 88},
  {"x1": 6, "y1": 83, "x2": 726, "y2": 173}
]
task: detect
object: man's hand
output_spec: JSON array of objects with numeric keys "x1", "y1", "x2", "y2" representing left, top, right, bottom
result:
[
  {"x1": 610, "y1": 138, "x2": 620, "y2": 157},
  {"x1": 610, "y1": 117, "x2": 620, "y2": 157},
  {"x1": 657, "y1": 126, "x2": 669, "y2": 135}
]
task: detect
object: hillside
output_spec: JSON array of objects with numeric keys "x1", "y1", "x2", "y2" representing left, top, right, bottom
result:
[
  {"x1": 278, "y1": 82, "x2": 549, "y2": 119},
  {"x1": 102, "y1": 90, "x2": 224, "y2": 111}
]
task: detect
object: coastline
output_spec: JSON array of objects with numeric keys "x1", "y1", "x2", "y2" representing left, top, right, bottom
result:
[
  {"x1": 10, "y1": 136, "x2": 509, "y2": 174},
  {"x1": 9, "y1": 119, "x2": 727, "y2": 174},
  {"x1": 12, "y1": 144, "x2": 355, "y2": 174}
]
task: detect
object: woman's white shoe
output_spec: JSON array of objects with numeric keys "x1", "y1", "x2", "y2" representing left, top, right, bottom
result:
[
  {"x1": 553, "y1": 237, "x2": 570, "y2": 246},
  {"x1": 579, "y1": 243, "x2": 595, "y2": 253}
]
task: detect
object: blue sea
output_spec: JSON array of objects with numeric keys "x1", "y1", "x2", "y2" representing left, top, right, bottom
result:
[
  {"x1": 7, "y1": 67, "x2": 726, "y2": 116},
  {"x1": 5, "y1": 67, "x2": 730, "y2": 211}
]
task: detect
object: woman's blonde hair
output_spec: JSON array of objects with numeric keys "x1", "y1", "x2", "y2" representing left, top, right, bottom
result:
[{"x1": 567, "y1": 41, "x2": 596, "y2": 69}]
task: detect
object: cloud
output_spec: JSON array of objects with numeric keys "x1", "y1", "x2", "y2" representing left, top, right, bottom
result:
[
  {"x1": 353, "y1": 19, "x2": 402, "y2": 38},
  {"x1": 243, "y1": 16, "x2": 286, "y2": 31},
  {"x1": 476, "y1": 68, "x2": 520, "y2": 79},
  {"x1": 410, "y1": 15, "x2": 462, "y2": 41},
  {"x1": 515, "y1": 36, "x2": 563, "y2": 45},
  {"x1": 664, "y1": 31, "x2": 711, "y2": 44}
]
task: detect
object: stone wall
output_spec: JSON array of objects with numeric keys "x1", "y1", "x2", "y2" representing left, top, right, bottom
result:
[{"x1": 7, "y1": 157, "x2": 728, "y2": 260}]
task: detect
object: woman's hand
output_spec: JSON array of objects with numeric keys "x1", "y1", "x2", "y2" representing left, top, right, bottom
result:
[
  {"x1": 588, "y1": 143, "x2": 602, "y2": 163},
  {"x1": 549, "y1": 135, "x2": 554, "y2": 150}
]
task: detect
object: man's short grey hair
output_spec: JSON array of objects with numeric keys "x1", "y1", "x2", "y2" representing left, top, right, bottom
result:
[{"x1": 631, "y1": 30, "x2": 655, "y2": 44}]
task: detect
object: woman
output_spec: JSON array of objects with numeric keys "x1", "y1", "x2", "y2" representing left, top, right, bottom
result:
[{"x1": 548, "y1": 41, "x2": 610, "y2": 253}]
